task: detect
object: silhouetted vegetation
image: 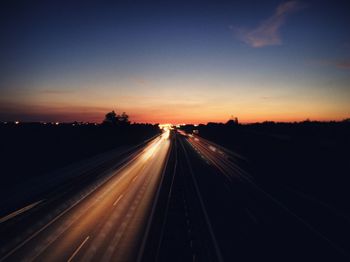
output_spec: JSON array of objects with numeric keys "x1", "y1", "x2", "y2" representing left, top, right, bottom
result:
[{"x1": 103, "y1": 110, "x2": 130, "y2": 126}]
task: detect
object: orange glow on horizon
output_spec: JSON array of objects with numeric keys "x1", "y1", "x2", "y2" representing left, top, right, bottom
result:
[
  {"x1": 33, "y1": 111, "x2": 347, "y2": 125},
  {"x1": 2, "y1": 106, "x2": 347, "y2": 125},
  {"x1": 1, "y1": 92, "x2": 348, "y2": 124}
]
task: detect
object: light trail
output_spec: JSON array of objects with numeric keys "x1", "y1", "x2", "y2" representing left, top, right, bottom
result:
[
  {"x1": 180, "y1": 131, "x2": 350, "y2": 259},
  {"x1": 182, "y1": 132, "x2": 252, "y2": 183},
  {"x1": 1, "y1": 130, "x2": 171, "y2": 262},
  {"x1": 0, "y1": 200, "x2": 45, "y2": 224}
]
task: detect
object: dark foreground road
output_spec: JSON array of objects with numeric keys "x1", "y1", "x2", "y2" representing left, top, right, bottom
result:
[
  {"x1": 1, "y1": 128, "x2": 350, "y2": 261},
  {"x1": 173, "y1": 131, "x2": 350, "y2": 261},
  {"x1": 0, "y1": 130, "x2": 170, "y2": 262},
  {"x1": 143, "y1": 130, "x2": 350, "y2": 262}
]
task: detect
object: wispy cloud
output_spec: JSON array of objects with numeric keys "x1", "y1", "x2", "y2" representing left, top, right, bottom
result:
[
  {"x1": 233, "y1": 1, "x2": 304, "y2": 48},
  {"x1": 308, "y1": 58, "x2": 350, "y2": 70},
  {"x1": 335, "y1": 60, "x2": 350, "y2": 70}
]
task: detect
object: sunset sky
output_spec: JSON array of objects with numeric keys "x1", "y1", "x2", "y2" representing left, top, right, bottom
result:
[{"x1": 1, "y1": 0, "x2": 349, "y2": 124}]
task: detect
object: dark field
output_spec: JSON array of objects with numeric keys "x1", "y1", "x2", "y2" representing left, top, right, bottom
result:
[
  {"x1": 0, "y1": 123, "x2": 160, "y2": 186},
  {"x1": 190, "y1": 121, "x2": 350, "y2": 211}
]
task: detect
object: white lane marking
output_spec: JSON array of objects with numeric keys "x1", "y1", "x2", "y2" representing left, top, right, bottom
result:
[
  {"x1": 67, "y1": 236, "x2": 90, "y2": 262},
  {"x1": 0, "y1": 194, "x2": 91, "y2": 261},
  {"x1": 0, "y1": 200, "x2": 44, "y2": 224},
  {"x1": 0, "y1": 138, "x2": 164, "y2": 261},
  {"x1": 132, "y1": 175, "x2": 139, "y2": 182},
  {"x1": 113, "y1": 194, "x2": 124, "y2": 206}
]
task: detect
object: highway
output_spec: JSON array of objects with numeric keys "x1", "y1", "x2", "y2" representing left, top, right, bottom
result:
[
  {"x1": 1, "y1": 128, "x2": 349, "y2": 262},
  {"x1": 177, "y1": 130, "x2": 350, "y2": 261},
  {"x1": 142, "y1": 132, "x2": 224, "y2": 262},
  {"x1": 0, "y1": 130, "x2": 171, "y2": 262}
]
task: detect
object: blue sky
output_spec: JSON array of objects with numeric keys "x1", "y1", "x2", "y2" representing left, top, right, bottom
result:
[{"x1": 1, "y1": 0, "x2": 349, "y2": 123}]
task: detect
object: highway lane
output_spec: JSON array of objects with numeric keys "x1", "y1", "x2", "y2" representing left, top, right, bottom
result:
[
  {"x1": 0, "y1": 140, "x2": 154, "y2": 257},
  {"x1": 180, "y1": 131, "x2": 250, "y2": 183},
  {"x1": 0, "y1": 134, "x2": 160, "y2": 219},
  {"x1": 143, "y1": 132, "x2": 223, "y2": 262},
  {"x1": 0, "y1": 130, "x2": 171, "y2": 262},
  {"x1": 178, "y1": 131, "x2": 350, "y2": 261}
]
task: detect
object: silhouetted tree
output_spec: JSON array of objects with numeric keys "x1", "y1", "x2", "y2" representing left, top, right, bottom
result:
[
  {"x1": 103, "y1": 110, "x2": 130, "y2": 126},
  {"x1": 118, "y1": 112, "x2": 130, "y2": 126},
  {"x1": 226, "y1": 117, "x2": 239, "y2": 126},
  {"x1": 103, "y1": 110, "x2": 118, "y2": 125}
]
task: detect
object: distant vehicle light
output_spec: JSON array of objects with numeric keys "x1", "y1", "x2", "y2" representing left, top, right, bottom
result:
[
  {"x1": 15, "y1": 121, "x2": 19, "y2": 125},
  {"x1": 159, "y1": 123, "x2": 173, "y2": 130}
]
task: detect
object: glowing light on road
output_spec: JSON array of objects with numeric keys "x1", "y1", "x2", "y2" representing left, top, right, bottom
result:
[
  {"x1": 142, "y1": 129, "x2": 170, "y2": 161},
  {"x1": 142, "y1": 141, "x2": 161, "y2": 161},
  {"x1": 162, "y1": 129, "x2": 170, "y2": 140},
  {"x1": 159, "y1": 124, "x2": 173, "y2": 131},
  {"x1": 183, "y1": 133, "x2": 250, "y2": 182},
  {"x1": 1, "y1": 131, "x2": 172, "y2": 262}
]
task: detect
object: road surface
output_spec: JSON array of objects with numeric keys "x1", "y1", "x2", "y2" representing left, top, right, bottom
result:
[
  {"x1": 2, "y1": 128, "x2": 349, "y2": 262},
  {"x1": 0, "y1": 130, "x2": 171, "y2": 262},
  {"x1": 176, "y1": 131, "x2": 350, "y2": 261}
]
